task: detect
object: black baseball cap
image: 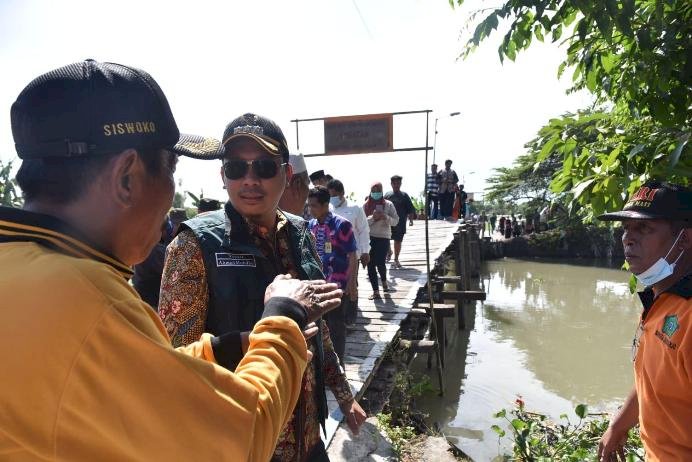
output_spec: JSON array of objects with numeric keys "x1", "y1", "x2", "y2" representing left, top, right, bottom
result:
[
  {"x1": 221, "y1": 113, "x2": 289, "y2": 162},
  {"x1": 309, "y1": 170, "x2": 325, "y2": 182},
  {"x1": 197, "y1": 197, "x2": 221, "y2": 212},
  {"x1": 598, "y1": 181, "x2": 692, "y2": 222},
  {"x1": 11, "y1": 59, "x2": 223, "y2": 160},
  {"x1": 169, "y1": 208, "x2": 189, "y2": 224},
  {"x1": 391, "y1": 175, "x2": 403, "y2": 181}
]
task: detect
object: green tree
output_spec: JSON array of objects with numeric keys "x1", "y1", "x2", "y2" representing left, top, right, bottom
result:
[
  {"x1": 0, "y1": 160, "x2": 23, "y2": 207},
  {"x1": 455, "y1": 0, "x2": 691, "y2": 127},
  {"x1": 533, "y1": 107, "x2": 690, "y2": 220},
  {"x1": 454, "y1": 1, "x2": 690, "y2": 217},
  {"x1": 485, "y1": 145, "x2": 577, "y2": 226},
  {"x1": 172, "y1": 192, "x2": 185, "y2": 209},
  {"x1": 485, "y1": 151, "x2": 560, "y2": 205}
]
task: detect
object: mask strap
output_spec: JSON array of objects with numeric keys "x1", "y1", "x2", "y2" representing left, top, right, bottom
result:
[{"x1": 664, "y1": 229, "x2": 685, "y2": 263}]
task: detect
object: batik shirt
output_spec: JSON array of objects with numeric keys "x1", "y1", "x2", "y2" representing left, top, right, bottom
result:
[
  {"x1": 308, "y1": 213, "x2": 357, "y2": 291},
  {"x1": 159, "y1": 211, "x2": 354, "y2": 461}
]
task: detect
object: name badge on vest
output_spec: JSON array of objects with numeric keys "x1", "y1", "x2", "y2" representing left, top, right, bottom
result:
[{"x1": 215, "y1": 252, "x2": 256, "y2": 268}]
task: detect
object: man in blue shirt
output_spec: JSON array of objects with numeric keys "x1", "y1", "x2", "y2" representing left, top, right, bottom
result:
[{"x1": 308, "y1": 186, "x2": 358, "y2": 364}]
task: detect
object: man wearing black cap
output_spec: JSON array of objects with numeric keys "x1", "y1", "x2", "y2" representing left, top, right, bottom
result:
[
  {"x1": 198, "y1": 197, "x2": 222, "y2": 214},
  {"x1": 385, "y1": 174, "x2": 416, "y2": 269},
  {"x1": 310, "y1": 169, "x2": 328, "y2": 187},
  {"x1": 0, "y1": 60, "x2": 343, "y2": 461},
  {"x1": 597, "y1": 181, "x2": 691, "y2": 462},
  {"x1": 159, "y1": 113, "x2": 365, "y2": 461}
]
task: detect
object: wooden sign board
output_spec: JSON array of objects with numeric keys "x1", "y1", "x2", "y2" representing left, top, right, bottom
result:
[{"x1": 324, "y1": 113, "x2": 393, "y2": 155}]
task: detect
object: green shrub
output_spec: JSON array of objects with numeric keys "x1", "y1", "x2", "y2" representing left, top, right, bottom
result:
[{"x1": 492, "y1": 399, "x2": 643, "y2": 461}]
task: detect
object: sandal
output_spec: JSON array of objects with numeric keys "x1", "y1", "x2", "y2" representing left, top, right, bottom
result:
[{"x1": 369, "y1": 292, "x2": 381, "y2": 300}]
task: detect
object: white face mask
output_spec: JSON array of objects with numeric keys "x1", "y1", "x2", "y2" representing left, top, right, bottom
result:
[
  {"x1": 635, "y1": 230, "x2": 685, "y2": 287},
  {"x1": 329, "y1": 196, "x2": 343, "y2": 208}
]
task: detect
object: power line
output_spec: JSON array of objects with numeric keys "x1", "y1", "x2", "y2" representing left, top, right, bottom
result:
[{"x1": 351, "y1": 0, "x2": 374, "y2": 40}]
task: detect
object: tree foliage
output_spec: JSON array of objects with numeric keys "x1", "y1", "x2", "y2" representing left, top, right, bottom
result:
[
  {"x1": 485, "y1": 151, "x2": 560, "y2": 205},
  {"x1": 455, "y1": 0, "x2": 690, "y2": 218},
  {"x1": 455, "y1": 0, "x2": 691, "y2": 127},
  {"x1": 485, "y1": 146, "x2": 574, "y2": 225},
  {"x1": 534, "y1": 108, "x2": 690, "y2": 220},
  {"x1": 0, "y1": 160, "x2": 23, "y2": 207},
  {"x1": 486, "y1": 108, "x2": 690, "y2": 222}
]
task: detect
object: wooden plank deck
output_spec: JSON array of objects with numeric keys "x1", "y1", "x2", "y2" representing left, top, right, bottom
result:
[{"x1": 323, "y1": 219, "x2": 460, "y2": 447}]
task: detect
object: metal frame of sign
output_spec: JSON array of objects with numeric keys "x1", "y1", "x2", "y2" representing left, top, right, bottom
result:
[
  {"x1": 290, "y1": 109, "x2": 445, "y2": 394},
  {"x1": 290, "y1": 109, "x2": 431, "y2": 158}
]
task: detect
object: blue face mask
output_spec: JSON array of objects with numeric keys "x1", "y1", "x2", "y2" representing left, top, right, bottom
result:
[
  {"x1": 329, "y1": 196, "x2": 343, "y2": 208},
  {"x1": 370, "y1": 192, "x2": 383, "y2": 200},
  {"x1": 634, "y1": 230, "x2": 685, "y2": 286}
]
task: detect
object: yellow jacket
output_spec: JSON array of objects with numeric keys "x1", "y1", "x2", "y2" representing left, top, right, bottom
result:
[{"x1": 0, "y1": 207, "x2": 308, "y2": 461}]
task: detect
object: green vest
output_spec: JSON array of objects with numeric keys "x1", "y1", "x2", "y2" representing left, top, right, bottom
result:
[{"x1": 180, "y1": 202, "x2": 328, "y2": 431}]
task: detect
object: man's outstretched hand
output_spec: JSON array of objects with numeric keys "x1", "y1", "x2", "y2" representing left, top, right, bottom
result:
[{"x1": 265, "y1": 275, "x2": 343, "y2": 322}]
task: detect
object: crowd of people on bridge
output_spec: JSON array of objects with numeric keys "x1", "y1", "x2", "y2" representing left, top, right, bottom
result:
[
  {"x1": 0, "y1": 60, "x2": 689, "y2": 462},
  {"x1": 425, "y1": 160, "x2": 468, "y2": 221}
]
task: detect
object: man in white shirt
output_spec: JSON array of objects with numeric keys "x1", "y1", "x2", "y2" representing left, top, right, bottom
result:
[{"x1": 327, "y1": 179, "x2": 370, "y2": 326}]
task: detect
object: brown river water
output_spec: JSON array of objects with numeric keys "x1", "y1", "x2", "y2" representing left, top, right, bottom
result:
[{"x1": 410, "y1": 258, "x2": 640, "y2": 461}]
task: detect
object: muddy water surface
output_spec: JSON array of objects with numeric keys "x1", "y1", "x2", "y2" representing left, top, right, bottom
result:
[{"x1": 411, "y1": 258, "x2": 639, "y2": 461}]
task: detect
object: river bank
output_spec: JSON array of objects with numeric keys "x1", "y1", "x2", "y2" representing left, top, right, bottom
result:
[
  {"x1": 327, "y1": 315, "x2": 469, "y2": 461},
  {"x1": 482, "y1": 225, "x2": 625, "y2": 260}
]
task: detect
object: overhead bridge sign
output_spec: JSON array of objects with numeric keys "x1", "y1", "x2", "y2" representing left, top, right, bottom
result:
[{"x1": 324, "y1": 113, "x2": 393, "y2": 155}]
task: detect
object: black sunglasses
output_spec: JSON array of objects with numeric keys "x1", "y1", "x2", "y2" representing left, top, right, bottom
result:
[{"x1": 223, "y1": 158, "x2": 285, "y2": 180}]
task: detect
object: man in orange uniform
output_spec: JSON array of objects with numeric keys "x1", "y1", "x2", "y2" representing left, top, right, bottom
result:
[
  {"x1": 0, "y1": 60, "x2": 341, "y2": 461},
  {"x1": 597, "y1": 181, "x2": 691, "y2": 462}
]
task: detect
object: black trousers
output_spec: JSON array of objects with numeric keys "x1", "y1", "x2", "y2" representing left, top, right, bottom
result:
[
  {"x1": 324, "y1": 296, "x2": 347, "y2": 366},
  {"x1": 345, "y1": 293, "x2": 357, "y2": 325},
  {"x1": 368, "y1": 237, "x2": 389, "y2": 291},
  {"x1": 306, "y1": 440, "x2": 329, "y2": 461},
  {"x1": 426, "y1": 194, "x2": 439, "y2": 219},
  {"x1": 440, "y1": 191, "x2": 454, "y2": 217}
]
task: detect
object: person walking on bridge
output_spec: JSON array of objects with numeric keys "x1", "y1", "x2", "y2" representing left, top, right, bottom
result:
[
  {"x1": 597, "y1": 181, "x2": 691, "y2": 462},
  {"x1": 279, "y1": 153, "x2": 310, "y2": 216},
  {"x1": 364, "y1": 182, "x2": 399, "y2": 299},
  {"x1": 385, "y1": 175, "x2": 415, "y2": 269},
  {"x1": 159, "y1": 113, "x2": 365, "y2": 461},
  {"x1": 327, "y1": 179, "x2": 370, "y2": 326},
  {"x1": 426, "y1": 163, "x2": 441, "y2": 219},
  {"x1": 438, "y1": 159, "x2": 459, "y2": 219},
  {"x1": 307, "y1": 186, "x2": 358, "y2": 365}
]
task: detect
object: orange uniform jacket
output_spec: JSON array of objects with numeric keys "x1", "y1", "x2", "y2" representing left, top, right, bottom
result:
[
  {"x1": 0, "y1": 207, "x2": 308, "y2": 461},
  {"x1": 634, "y1": 274, "x2": 692, "y2": 461}
]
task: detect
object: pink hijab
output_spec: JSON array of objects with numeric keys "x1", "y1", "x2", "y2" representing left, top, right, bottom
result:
[{"x1": 363, "y1": 181, "x2": 385, "y2": 216}]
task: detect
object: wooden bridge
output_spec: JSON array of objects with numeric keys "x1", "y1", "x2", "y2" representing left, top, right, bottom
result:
[{"x1": 323, "y1": 219, "x2": 484, "y2": 448}]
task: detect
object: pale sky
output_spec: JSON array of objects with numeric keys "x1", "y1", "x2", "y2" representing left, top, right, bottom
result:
[{"x1": 0, "y1": 0, "x2": 592, "y2": 205}]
